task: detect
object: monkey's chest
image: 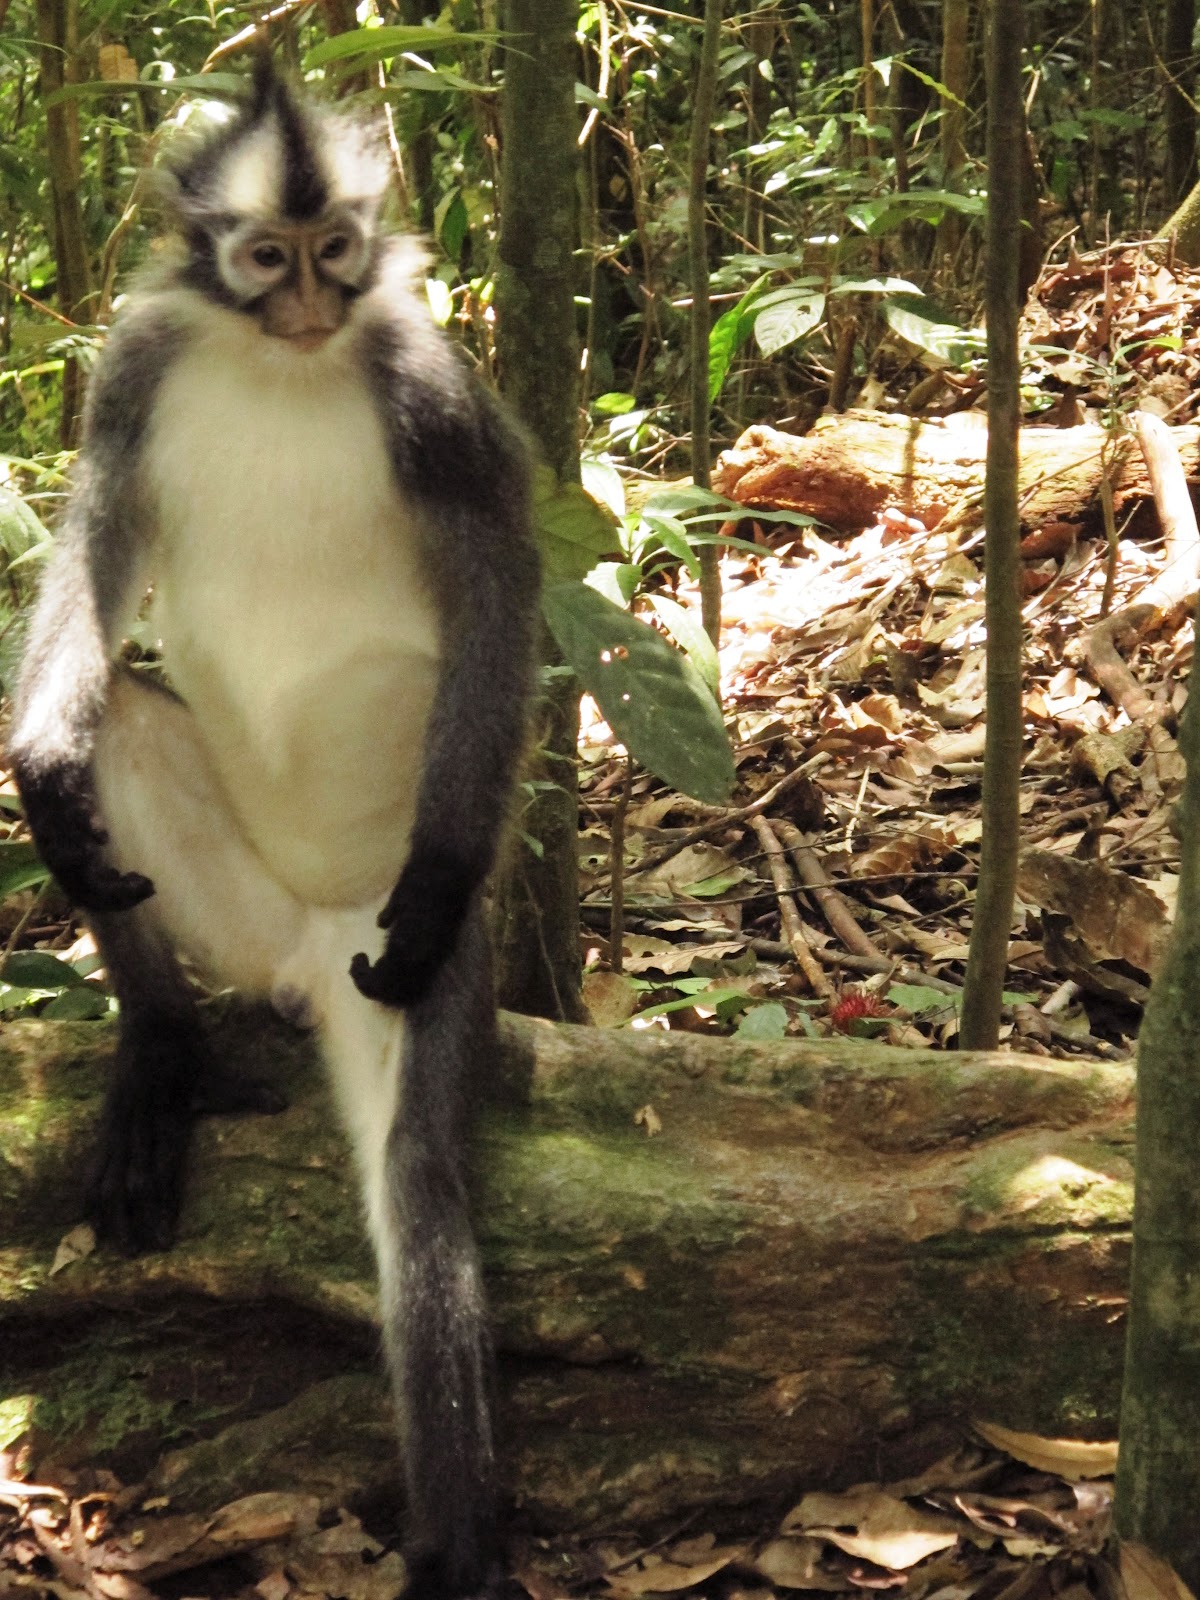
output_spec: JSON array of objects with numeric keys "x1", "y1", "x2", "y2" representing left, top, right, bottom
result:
[{"x1": 145, "y1": 350, "x2": 441, "y2": 907}]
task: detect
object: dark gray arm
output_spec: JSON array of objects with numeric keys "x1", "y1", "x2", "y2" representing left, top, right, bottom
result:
[
  {"x1": 10, "y1": 305, "x2": 185, "y2": 911},
  {"x1": 351, "y1": 319, "x2": 540, "y2": 1006}
]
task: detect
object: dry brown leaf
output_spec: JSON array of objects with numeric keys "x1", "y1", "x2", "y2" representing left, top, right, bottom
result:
[
  {"x1": 1016, "y1": 850, "x2": 1170, "y2": 974},
  {"x1": 207, "y1": 1493, "x2": 321, "y2": 1546},
  {"x1": 782, "y1": 1488, "x2": 960, "y2": 1569},
  {"x1": 255, "y1": 1570, "x2": 292, "y2": 1600},
  {"x1": 972, "y1": 1421, "x2": 1118, "y2": 1479},
  {"x1": 583, "y1": 970, "x2": 641, "y2": 1026},
  {"x1": 50, "y1": 1223, "x2": 95, "y2": 1277},
  {"x1": 1121, "y1": 1543, "x2": 1198, "y2": 1600},
  {"x1": 604, "y1": 1545, "x2": 743, "y2": 1595},
  {"x1": 752, "y1": 1536, "x2": 848, "y2": 1590},
  {"x1": 621, "y1": 936, "x2": 746, "y2": 976},
  {"x1": 634, "y1": 1104, "x2": 663, "y2": 1137},
  {"x1": 626, "y1": 795, "x2": 687, "y2": 830}
]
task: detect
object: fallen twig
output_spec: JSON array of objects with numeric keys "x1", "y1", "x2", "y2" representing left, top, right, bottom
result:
[
  {"x1": 749, "y1": 817, "x2": 833, "y2": 996},
  {"x1": 772, "y1": 819, "x2": 884, "y2": 960}
]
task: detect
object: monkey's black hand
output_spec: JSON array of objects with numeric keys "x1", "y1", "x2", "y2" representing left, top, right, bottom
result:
[
  {"x1": 349, "y1": 851, "x2": 477, "y2": 1008},
  {"x1": 15, "y1": 762, "x2": 155, "y2": 913}
]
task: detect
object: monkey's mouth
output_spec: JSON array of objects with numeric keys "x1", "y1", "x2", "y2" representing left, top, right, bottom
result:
[{"x1": 284, "y1": 328, "x2": 337, "y2": 352}]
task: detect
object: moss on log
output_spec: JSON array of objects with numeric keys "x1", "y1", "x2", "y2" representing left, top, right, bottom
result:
[{"x1": 0, "y1": 1010, "x2": 1133, "y2": 1529}]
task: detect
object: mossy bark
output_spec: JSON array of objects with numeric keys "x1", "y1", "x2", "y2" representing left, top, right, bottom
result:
[
  {"x1": 1114, "y1": 664, "x2": 1200, "y2": 1584},
  {"x1": 493, "y1": 0, "x2": 587, "y2": 1022},
  {"x1": 2, "y1": 1012, "x2": 1135, "y2": 1529}
]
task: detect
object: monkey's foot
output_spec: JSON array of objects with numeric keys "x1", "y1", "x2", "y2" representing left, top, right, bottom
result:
[{"x1": 86, "y1": 1014, "x2": 210, "y2": 1254}]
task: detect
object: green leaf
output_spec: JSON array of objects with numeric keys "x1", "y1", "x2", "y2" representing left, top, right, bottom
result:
[
  {"x1": 0, "y1": 486, "x2": 49, "y2": 562},
  {"x1": 586, "y1": 561, "x2": 641, "y2": 608},
  {"x1": 1, "y1": 950, "x2": 86, "y2": 990},
  {"x1": 45, "y1": 72, "x2": 244, "y2": 103},
  {"x1": 680, "y1": 872, "x2": 744, "y2": 897},
  {"x1": 883, "y1": 293, "x2": 974, "y2": 367},
  {"x1": 736, "y1": 1001, "x2": 788, "y2": 1039},
  {"x1": 581, "y1": 458, "x2": 626, "y2": 518},
  {"x1": 534, "y1": 468, "x2": 620, "y2": 582},
  {"x1": 888, "y1": 982, "x2": 959, "y2": 1015},
  {"x1": 0, "y1": 984, "x2": 39, "y2": 1014},
  {"x1": 592, "y1": 391, "x2": 638, "y2": 416},
  {"x1": 829, "y1": 275, "x2": 920, "y2": 295},
  {"x1": 752, "y1": 287, "x2": 826, "y2": 357},
  {"x1": 642, "y1": 513, "x2": 701, "y2": 579},
  {"x1": 42, "y1": 985, "x2": 111, "y2": 1020},
  {"x1": 708, "y1": 274, "x2": 769, "y2": 400},
  {"x1": 629, "y1": 984, "x2": 751, "y2": 1023},
  {"x1": 425, "y1": 278, "x2": 453, "y2": 326},
  {"x1": 0, "y1": 842, "x2": 50, "y2": 899},
  {"x1": 304, "y1": 26, "x2": 496, "y2": 69},
  {"x1": 646, "y1": 593, "x2": 719, "y2": 701},
  {"x1": 541, "y1": 581, "x2": 735, "y2": 804}
]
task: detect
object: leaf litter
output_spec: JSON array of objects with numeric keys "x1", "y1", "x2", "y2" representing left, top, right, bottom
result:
[
  {"x1": 3, "y1": 1424, "x2": 1172, "y2": 1600},
  {"x1": 580, "y1": 244, "x2": 1200, "y2": 1061}
]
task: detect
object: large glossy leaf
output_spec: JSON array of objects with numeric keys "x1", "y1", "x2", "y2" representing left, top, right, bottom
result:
[
  {"x1": 0, "y1": 485, "x2": 48, "y2": 561},
  {"x1": 708, "y1": 273, "x2": 768, "y2": 400},
  {"x1": 0, "y1": 842, "x2": 50, "y2": 900},
  {"x1": 752, "y1": 286, "x2": 826, "y2": 357},
  {"x1": 542, "y1": 581, "x2": 734, "y2": 805},
  {"x1": 1, "y1": 950, "x2": 86, "y2": 989},
  {"x1": 882, "y1": 293, "x2": 976, "y2": 368},
  {"x1": 647, "y1": 592, "x2": 720, "y2": 700},
  {"x1": 535, "y1": 468, "x2": 620, "y2": 582}
]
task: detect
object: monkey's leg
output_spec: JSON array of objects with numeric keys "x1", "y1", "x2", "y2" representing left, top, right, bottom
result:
[
  {"x1": 314, "y1": 899, "x2": 499, "y2": 1600},
  {"x1": 88, "y1": 673, "x2": 307, "y2": 1251}
]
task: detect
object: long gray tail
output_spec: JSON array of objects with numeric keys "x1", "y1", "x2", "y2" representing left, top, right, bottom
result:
[{"x1": 383, "y1": 900, "x2": 499, "y2": 1600}]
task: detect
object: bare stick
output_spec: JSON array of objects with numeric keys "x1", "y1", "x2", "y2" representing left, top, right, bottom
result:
[
  {"x1": 773, "y1": 820, "x2": 883, "y2": 960},
  {"x1": 750, "y1": 817, "x2": 833, "y2": 997},
  {"x1": 603, "y1": 758, "x2": 828, "y2": 891},
  {"x1": 609, "y1": 755, "x2": 633, "y2": 973}
]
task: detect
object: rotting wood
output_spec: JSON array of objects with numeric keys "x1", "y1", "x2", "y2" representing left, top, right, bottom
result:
[
  {"x1": 712, "y1": 414, "x2": 1200, "y2": 538},
  {"x1": 1, "y1": 1007, "x2": 1134, "y2": 1531}
]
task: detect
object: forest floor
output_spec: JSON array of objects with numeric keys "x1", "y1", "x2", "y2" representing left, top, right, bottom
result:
[
  {"x1": 577, "y1": 242, "x2": 1200, "y2": 1064},
  {"x1": 3, "y1": 244, "x2": 1198, "y2": 1599}
]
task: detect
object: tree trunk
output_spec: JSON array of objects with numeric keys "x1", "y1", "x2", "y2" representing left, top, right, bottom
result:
[
  {"x1": 1114, "y1": 631, "x2": 1200, "y2": 1586},
  {"x1": 936, "y1": 0, "x2": 969, "y2": 262},
  {"x1": 689, "y1": 0, "x2": 724, "y2": 645},
  {"x1": 494, "y1": 0, "x2": 586, "y2": 1021},
  {"x1": 959, "y1": 0, "x2": 1023, "y2": 1050},
  {"x1": 35, "y1": 0, "x2": 91, "y2": 446},
  {"x1": 2, "y1": 1011, "x2": 1134, "y2": 1528},
  {"x1": 1164, "y1": 0, "x2": 1198, "y2": 207},
  {"x1": 711, "y1": 414, "x2": 1200, "y2": 539}
]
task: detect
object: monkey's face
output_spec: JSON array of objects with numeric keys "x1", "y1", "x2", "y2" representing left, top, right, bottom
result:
[
  {"x1": 223, "y1": 213, "x2": 370, "y2": 350},
  {"x1": 165, "y1": 67, "x2": 390, "y2": 350}
]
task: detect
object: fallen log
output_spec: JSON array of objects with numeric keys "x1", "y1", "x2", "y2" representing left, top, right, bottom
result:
[
  {"x1": 713, "y1": 412, "x2": 1200, "y2": 536},
  {"x1": 0, "y1": 1010, "x2": 1133, "y2": 1530}
]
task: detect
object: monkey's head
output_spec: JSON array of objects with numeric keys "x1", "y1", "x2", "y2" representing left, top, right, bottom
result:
[{"x1": 162, "y1": 60, "x2": 390, "y2": 351}]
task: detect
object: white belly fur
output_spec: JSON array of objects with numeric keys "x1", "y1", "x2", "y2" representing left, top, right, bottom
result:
[{"x1": 143, "y1": 318, "x2": 441, "y2": 907}]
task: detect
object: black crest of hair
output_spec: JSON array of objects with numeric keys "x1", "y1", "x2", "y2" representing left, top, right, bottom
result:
[
  {"x1": 250, "y1": 54, "x2": 329, "y2": 220},
  {"x1": 168, "y1": 55, "x2": 328, "y2": 222}
]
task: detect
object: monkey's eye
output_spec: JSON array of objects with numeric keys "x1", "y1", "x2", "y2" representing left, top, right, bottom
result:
[
  {"x1": 252, "y1": 243, "x2": 287, "y2": 269},
  {"x1": 320, "y1": 234, "x2": 349, "y2": 262}
]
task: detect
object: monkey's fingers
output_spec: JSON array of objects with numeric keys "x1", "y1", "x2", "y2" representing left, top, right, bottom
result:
[
  {"x1": 71, "y1": 863, "x2": 157, "y2": 914},
  {"x1": 349, "y1": 946, "x2": 439, "y2": 1008}
]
